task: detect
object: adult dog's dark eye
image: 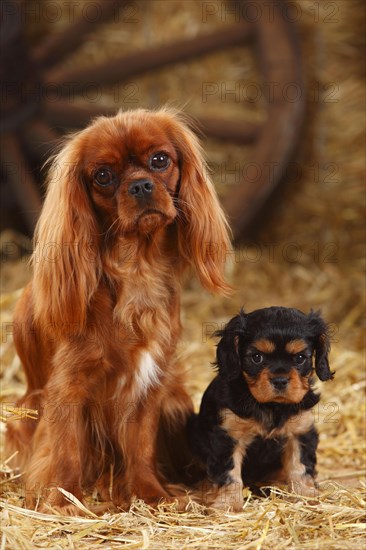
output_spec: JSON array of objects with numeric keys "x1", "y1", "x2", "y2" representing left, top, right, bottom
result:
[
  {"x1": 149, "y1": 152, "x2": 170, "y2": 171},
  {"x1": 94, "y1": 167, "x2": 116, "y2": 186},
  {"x1": 295, "y1": 354, "x2": 307, "y2": 365},
  {"x1": 251, "y1": 353, "x2": 263, "y2": 365}
]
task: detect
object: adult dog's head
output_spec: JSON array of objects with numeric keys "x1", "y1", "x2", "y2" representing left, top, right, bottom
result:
[
  {"x1": 33, "y1": 108, "x2": 231, "y2": 328},
  {"x1": 215, "y1": 307, "x2": 334, "y2": 405}
]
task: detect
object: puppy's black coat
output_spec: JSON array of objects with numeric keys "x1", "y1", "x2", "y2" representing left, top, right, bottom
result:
[{"x1": 188, "y1": 307, "x2": 334, "y2": 509}]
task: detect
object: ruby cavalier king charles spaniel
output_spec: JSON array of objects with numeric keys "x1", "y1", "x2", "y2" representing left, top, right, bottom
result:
[{"x1": 6, "y1": 108, "x2": 231, "y2": 514}]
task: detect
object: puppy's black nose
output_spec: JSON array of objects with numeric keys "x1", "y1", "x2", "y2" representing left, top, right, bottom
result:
[
  {"x1": 128, "y1": 179, "x2": 154, "y2": 199},
  {"x1": 271, "y1": 377, "x2": 289, "y2": 391}
]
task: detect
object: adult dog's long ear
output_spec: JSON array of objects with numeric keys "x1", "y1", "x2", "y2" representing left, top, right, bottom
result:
[
  {"x1": 163, "y1": 110, "x2": 232, "y2": 295},
  {"x1": 307, "y1": 310, "x2": 334, "y2": 381},
  {"x1": 215, "y1": 311, "x2": 247, "y2": 381},
  {"x1": 32, "y1": 132, "x2": 102, "y2": 333}
]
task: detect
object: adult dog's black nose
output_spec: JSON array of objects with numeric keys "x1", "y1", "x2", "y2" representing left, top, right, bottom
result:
[
  {"x1": 271, "y1": 377, "x2": 289, "y2": 391},
  {"x1": 128, "y1": 179, "x2": 154, "y2": 199}
]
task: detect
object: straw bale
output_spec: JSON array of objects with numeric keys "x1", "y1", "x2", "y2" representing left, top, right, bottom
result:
[{"x1": 1, "y1": 0, "x2": 365, "y2": 548}]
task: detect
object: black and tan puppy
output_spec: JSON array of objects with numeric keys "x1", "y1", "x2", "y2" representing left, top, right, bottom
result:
[{"x1": 188, "y1": 307, "x2": 334, "y2": 510}]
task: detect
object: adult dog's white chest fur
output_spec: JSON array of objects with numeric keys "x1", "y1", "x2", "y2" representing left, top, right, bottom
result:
[{"x1": 135, "y1": 350, "x2": 162, "y2": 398}]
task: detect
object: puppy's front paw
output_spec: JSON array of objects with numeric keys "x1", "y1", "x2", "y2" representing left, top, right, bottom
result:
[
  {"x1": 288, "y1": 475, "x2": 318, "y2": 498},
  {"x1": 210, "y1": 483, "x2": 243, "y2": 512}
]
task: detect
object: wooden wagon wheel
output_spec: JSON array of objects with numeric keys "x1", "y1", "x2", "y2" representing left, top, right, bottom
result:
[{"x1": 0, "y1": 0, "x2": 304, "y2": 239}]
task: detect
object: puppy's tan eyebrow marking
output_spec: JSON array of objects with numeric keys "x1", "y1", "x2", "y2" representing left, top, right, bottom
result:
[
  {"x1": 285, "y1": 339, "x2": 307, "y2": 354},
  {"x1": 252, "y1": 339, "x2": 276, "y2": 353}
]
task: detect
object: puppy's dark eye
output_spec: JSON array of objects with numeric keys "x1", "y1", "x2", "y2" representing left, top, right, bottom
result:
[
  {"x1": 295, "y1": 354, "x2": 307, "y2": 365},
  {"x1": 94, "y1": 167, "x2": 116, "y2": 186},
  {"x1": 149, "y1": 152, "x2": 170, "y2": 171},
  {"x1": 251, "y1": 353, "x2": 264, "y2": 365}
]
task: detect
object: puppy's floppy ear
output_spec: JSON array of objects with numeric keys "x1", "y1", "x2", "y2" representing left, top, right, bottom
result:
[
  {"x1": 307, "y1": 310, "x2": 334, "y2": 381},
  {"x1": 215, "y1": 311, "x2": 247, "y2": 381},
  {"x1": 164, "y1": 111, "x2": 232, "y2": 295}
]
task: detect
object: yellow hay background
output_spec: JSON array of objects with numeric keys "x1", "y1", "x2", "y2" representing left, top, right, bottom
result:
[{"x1": 1, "y1": 1, "x2": 365, "y2": 548}]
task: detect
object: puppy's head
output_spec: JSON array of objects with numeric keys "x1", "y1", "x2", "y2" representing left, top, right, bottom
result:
[{"x1": 215, "y1": 307, "x2": 334, "y2": 404}]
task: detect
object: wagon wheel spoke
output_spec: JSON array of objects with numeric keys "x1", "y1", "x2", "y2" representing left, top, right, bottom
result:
[
  {"x1": 44, "y1": 23, "x2": 254, "y2": 92},
  {"x1": 0, "y1": 134, "x2": 42, "y2": 232},
  {"x1": 44, "y1": 101, "x2": 260, "y2": 144},
  {"x1": 20, "y1": 119, "x2": 61, "y2": 162},
  {"x1": 32, "y1": 0, "x2": 125, "y2": 69}
]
